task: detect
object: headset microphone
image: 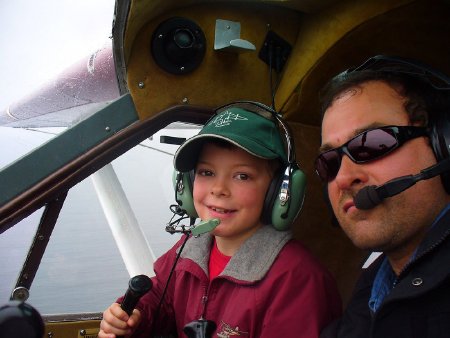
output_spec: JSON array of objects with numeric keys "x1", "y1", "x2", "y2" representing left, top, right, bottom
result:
[
  {"x1": 191, "y1": 218, "x2": 221, "y2": 236},
  {"x1": 354, "y1": 158, "x2": 450, "y2": 210},
  {"x1": 165, "y1": 218, "x2": 220, "y2": 235}
]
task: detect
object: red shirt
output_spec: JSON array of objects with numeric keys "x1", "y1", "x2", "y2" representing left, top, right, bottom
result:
[{"x1": 209, "y1": 239, "x2": 231, "y2": 280}]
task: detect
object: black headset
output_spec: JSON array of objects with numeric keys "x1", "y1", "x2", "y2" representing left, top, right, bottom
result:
[
  {"x1": 430, "y1": 112, "x2": 450, "y2": 193},
  {"x1": 330, "y1": 55, "x2": 450, "y2": 193},
  {"x1": 174, "y1": 101, "x2": 306, "y2": 231}
]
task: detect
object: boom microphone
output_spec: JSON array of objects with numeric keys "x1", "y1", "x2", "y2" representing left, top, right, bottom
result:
[
  {"x1": 191, "y1": 218, "x2": 221, "y2": 236},
  {"x1": 165, "y1": 218, "x2": 221, "y2": 235},
  {"x1": 354, "y1": 158, "x2": 450, "y2": 210}
]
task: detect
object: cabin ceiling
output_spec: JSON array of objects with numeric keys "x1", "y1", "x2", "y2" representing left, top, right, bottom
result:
[
  {"x1": 120, "y1": 0, "x2": 450, "y2": 126},
  {"x1": 283, "y1": 0, "x2": 450, "y2": 126},
  {"x1": 124, "y1": 0, "x2": 343, "y2": 54},
  {"x1": 124, "y1": 2, "x2": 304, "y2": 118}
]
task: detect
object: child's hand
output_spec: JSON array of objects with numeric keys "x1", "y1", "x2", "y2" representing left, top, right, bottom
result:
[{"x1": 98, "y1": 302, "x2": 142, "y2": 338}]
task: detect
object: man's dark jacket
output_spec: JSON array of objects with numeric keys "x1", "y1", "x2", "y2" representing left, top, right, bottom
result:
[{"x1": 321, "y1": 207, "x2": 450, "y2": 338}]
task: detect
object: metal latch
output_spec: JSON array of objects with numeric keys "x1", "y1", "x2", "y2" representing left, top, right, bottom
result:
[{"x1": 214, "y1": 19, "x2": 256, "y2": 53}]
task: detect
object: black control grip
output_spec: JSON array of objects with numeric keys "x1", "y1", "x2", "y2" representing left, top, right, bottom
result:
[
  {"x1": 117, "y1": 275, "x2": 152, "y2": 338},
  {"x1": 120, "y1": 274, "x2": 153, "y2": 316},
  {"x1": 0, "y1": 301, "x2": 44, "y2": 338}
]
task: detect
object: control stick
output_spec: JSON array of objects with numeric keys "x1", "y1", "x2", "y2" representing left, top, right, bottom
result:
[{"x1": 118, "y1": 274, "x2": 152, "y2": 338}]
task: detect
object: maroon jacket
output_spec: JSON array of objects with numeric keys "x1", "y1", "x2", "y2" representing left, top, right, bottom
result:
[{"x1": 130, "y1": 225, "x2": 342, "y2": 337}]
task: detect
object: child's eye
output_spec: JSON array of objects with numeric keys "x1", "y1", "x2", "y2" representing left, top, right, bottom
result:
[
  {"x1": 235, "y1": 173, "x2": 249, "y2": 180},
  {"x1": 197, "y1": 169, "x2": 214, "y2": 177}
]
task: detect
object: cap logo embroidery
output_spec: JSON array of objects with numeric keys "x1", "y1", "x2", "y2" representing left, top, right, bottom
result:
[{"x1": 212, "y1": 110, "x2": 248, "y2": 127}]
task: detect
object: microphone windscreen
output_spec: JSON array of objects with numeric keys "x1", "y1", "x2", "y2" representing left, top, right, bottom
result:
[
  {"x1": 354, "y1": 186, "x2": 382, "y2": 210},
  {"x1": 191, "y1": 218, "x2": 220, "y2": 236}
]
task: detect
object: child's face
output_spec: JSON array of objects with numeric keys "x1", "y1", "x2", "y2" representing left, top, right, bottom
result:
[{"x1": 193, "y1": 143, "x2": 273, "y2": 243}]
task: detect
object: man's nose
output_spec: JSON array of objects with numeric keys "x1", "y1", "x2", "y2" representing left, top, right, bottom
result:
[{"x1": 334, "y1": 155, "x2": 367, "y2": 189}]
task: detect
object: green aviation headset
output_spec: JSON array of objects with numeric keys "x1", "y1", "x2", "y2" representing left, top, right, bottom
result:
[{"x1": 173, "y1": 101, "x2": 306, "y2": 231}]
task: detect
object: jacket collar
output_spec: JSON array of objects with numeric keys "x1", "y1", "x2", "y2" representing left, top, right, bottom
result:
[
  {"x1": 180, "y1": 225, "x2": 292, "y2": 282},
  {"x1": 416, "y1": 203, "x2": 450, "y2": 258},
  {"x1": 393, "y1": 204, "x2": 450, "y2": 294}
]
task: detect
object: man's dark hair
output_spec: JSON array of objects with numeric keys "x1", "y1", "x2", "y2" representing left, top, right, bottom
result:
[{"x1": 319, "y1": 66, "x2": 450, "y2": 128}]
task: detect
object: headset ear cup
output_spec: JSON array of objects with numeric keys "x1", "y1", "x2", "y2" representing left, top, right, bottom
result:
[
  {"x1": 265, "y1": 165, "x2": 307, "y2": 231},
  {"x1": 430, "y1": 112, "x2": 450, "y2": 193},
  {"x1": 272, "y1": 166, "x2": 306, "y2": 231},
  {"x1": 261, "y1": 168, "x2": 284, "y2": 225},
  {"x1": 173, "y1": 170, "x2": 198, "y2": 218}
]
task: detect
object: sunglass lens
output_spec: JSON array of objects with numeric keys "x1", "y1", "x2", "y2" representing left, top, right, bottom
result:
[
  {"x1": 348, "y1": 129, "x2": 398, "y2": 162},
  {"x1": 316, "y1": 150, "x2": 341, "y2": 181}
]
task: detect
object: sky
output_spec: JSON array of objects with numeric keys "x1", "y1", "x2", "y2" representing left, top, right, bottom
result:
[
  {"x1": 0, "y1": 0, "x2": 116, "y2": 167},
  {"x1": 0, "y1": 0, "x2": 115, "y2": 111}
]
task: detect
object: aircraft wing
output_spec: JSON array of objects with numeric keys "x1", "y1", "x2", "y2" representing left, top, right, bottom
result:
[{"x1": 0, "y1": 44, "x2": 120, "y2": 128}]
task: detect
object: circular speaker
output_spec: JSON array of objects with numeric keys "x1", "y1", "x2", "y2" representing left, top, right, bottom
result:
[{"x1": 151, "y1": 17, "x2": 206, "y2": 75}]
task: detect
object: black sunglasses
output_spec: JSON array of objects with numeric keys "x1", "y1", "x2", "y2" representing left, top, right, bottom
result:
[{"x1": 315, "y1": 125, "x2": 428, "y2": 182}]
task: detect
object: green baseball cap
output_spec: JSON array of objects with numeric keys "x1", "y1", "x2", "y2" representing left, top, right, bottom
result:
[{"x1": 174, "y1": 102, "x2": 288, "y2": 172}]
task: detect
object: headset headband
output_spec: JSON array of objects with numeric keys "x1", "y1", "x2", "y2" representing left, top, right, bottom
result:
[{"x1": 343, "y1": 55, "x2": 450, "y2": 91}]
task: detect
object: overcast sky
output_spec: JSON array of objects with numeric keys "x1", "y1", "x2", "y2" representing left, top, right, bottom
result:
[{"x1": 0, "y1": 0, "x2": 115, "y2": 110}]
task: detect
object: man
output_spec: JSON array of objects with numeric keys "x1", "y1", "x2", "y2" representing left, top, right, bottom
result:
[{"x1": 316, "y1": 55, "x2": 450, "y2": 337}]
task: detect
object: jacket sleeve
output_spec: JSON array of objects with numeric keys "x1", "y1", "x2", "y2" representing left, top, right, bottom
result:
[
  {"x1": 259, "y1": 242, "x2": 342, "y2": 338},
  {"x1": 116, "y1": 236, "x2": 188, "y2": 337}
]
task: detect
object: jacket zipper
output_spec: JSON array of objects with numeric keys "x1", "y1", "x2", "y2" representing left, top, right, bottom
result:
[
  {"x1": 371, "y1": 227, "x2": 450, "y2": 335},
  {"x1": 394, "y1": 228, "x2": 450, "y2": 285},
  {"x1": 199, "y1": 283, "x2": 209, "y2": 319}
]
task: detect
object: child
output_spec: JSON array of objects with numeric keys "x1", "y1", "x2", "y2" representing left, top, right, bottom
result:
[{"x1": 99, "y1": 101, "x2": 341, "y2": 338}]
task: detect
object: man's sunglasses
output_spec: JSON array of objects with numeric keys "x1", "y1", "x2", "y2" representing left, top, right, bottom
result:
[{"x1": 315, "y1": 125, "x2": 428, "y2": 182}]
